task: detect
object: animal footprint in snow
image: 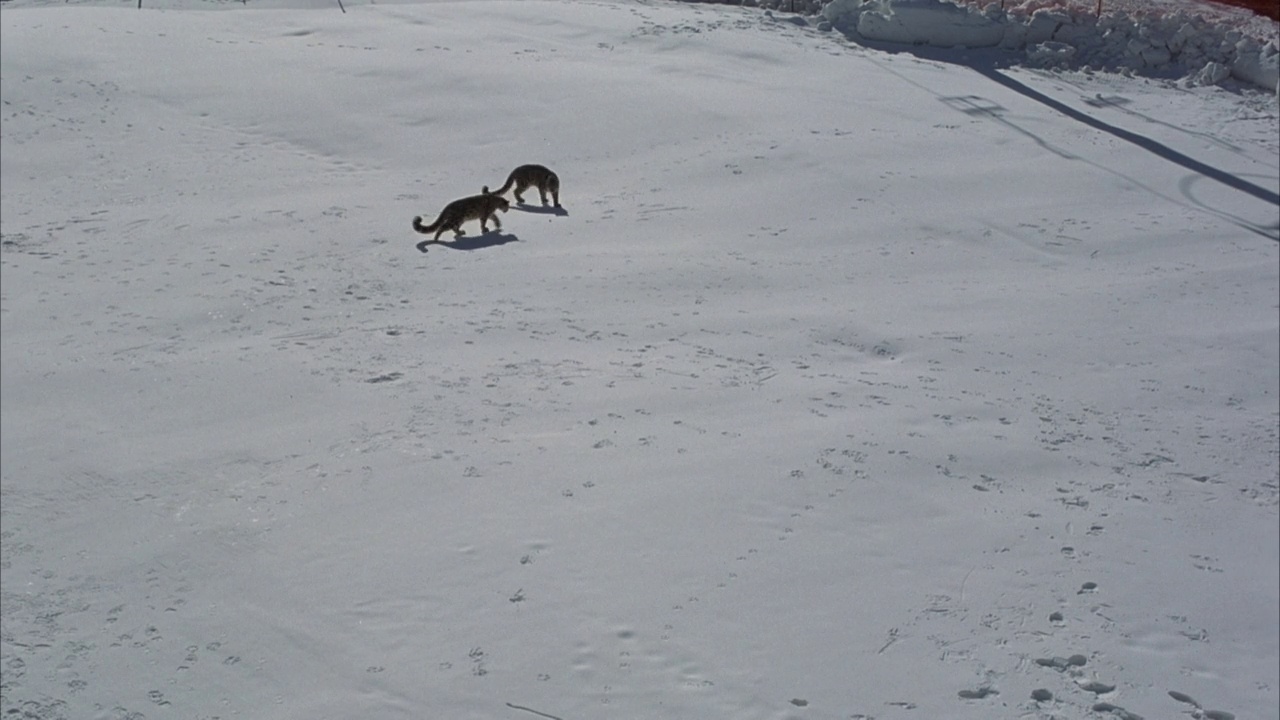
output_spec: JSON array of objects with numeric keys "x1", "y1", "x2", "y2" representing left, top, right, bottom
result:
[
  {"x1": 1035, "y1": 654, "x2": 1087, "y2": 670},
  {"x1": 1078, "y1": 680, "x2": 1116, "y2": 694},
  {"x1": 957, "y1": 687, "x2": 998, "y2": 699}
]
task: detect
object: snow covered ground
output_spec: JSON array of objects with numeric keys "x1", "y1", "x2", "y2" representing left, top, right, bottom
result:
[{"x1": 1, "y1": 1, "x2": 1277, "y2": 719}]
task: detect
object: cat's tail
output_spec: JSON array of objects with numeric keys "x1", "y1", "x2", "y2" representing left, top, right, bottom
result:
[
  {"x1": 412, "y1": 214, "x2": 442, "y2": 234},
  {"x1": 489, "y1": 174, "x2": 517, "y2": 197}
]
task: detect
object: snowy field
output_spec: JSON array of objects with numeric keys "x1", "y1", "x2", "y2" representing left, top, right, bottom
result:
[{"x1": 1, "y1": 0, "x2": 1278, "y2": 718}]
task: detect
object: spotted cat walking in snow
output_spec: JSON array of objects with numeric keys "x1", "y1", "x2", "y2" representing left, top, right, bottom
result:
[
  {"x1": 490, "y1": 164, "x2": 561, "y2": 208},
  {"x1": 412, "y1": 188, "x2": 510, "y2": 242}
]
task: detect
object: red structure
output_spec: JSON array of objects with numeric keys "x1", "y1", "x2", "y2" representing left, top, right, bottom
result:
[{"x1": 1210, "y1": 0, "x2": 1278, "y2": 20}]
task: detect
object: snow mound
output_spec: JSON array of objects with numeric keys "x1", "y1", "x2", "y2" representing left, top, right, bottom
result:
[
  {"x1": 822, "y1": 0, "x2": 1280, "y2": 90},
  {"x1": 847, "y1": 0, "x2": 1007, "y2": 46}
]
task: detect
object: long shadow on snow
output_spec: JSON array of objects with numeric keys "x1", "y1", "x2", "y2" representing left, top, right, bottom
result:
[
  {"x1": 415, "y1": 231, "x2": 520, "y2": 253},
  {"x1": 513, "y1": 203, "x2": 569, "y2": 217},
  {"x1": 845, "y1": 35, "x2": 1280, "y2": 241}
]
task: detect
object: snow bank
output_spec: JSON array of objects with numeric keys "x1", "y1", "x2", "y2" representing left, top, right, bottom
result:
[
  {"x1": 843, "y1": 0, "x2": 1006, "y2": 46},
  {"x1": 822, "y1": 0, "x2": 1280, "y2": 90}
]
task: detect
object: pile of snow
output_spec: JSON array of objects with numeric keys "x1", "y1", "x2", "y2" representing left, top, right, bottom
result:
[{"x1": 820, "y1": 0, "x2": 1279, "y2": 90}]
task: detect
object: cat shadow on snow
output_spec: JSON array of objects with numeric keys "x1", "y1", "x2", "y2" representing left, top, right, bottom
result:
[
  {"x1": 416, "y1": 231, "x2": 519, "y2": 253},
  {"x1": 514, "y1": 202, "x2": 568, "y2": 217}
]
